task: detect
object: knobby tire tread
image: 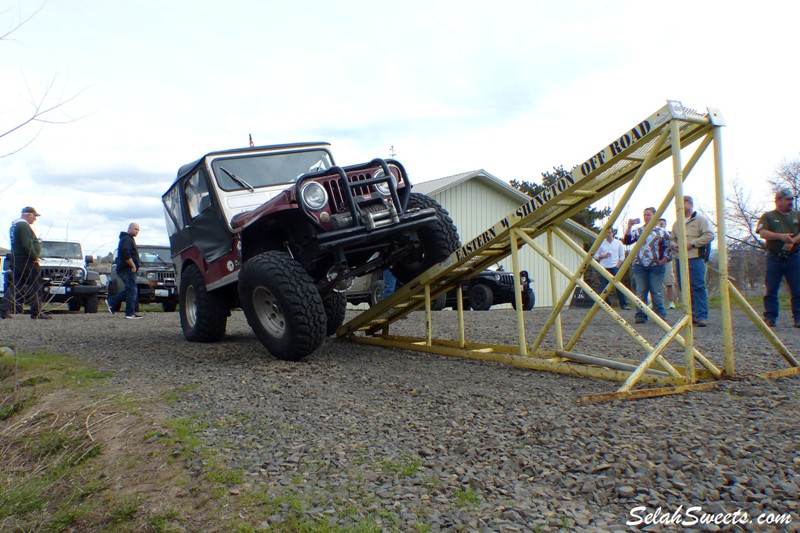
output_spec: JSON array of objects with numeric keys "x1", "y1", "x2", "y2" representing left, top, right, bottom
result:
[
  {"x1": 392, "y1": 193, "x2": 460, "y2": 283},
  {"x1": 181, "y1": 264, "x2": 228, "y2": 342},
  {"x1": 239, "y1": 251, "x2": 325, "y2": 361}
]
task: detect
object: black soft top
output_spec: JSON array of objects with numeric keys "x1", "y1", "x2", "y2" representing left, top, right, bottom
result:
[{"x1": 172, "y1": 142, "x2": 331, "y2": 185}]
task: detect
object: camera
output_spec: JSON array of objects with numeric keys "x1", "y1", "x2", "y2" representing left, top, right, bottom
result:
[{"x1": 631, "y1": 218, "x2": 641, "y2": 225}]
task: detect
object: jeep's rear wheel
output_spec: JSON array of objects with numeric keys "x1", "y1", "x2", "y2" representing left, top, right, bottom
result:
[
  {"x1": 180, "y1": 264, "x2": 228, "y2": 342},
  {"x1": 239, "y1": 251, "x2": 325, "y2": 361},
  {"x1": 84, "y1": 296, "x2": 99, "y2": 314},
  {"x1": 391, "y1": 193, "x2": 460, "y2": 283},
  {"x1": 469, "y1": 283, "x2": 493, "y2": 311},
  {"x1": 323, "y1": 291, "x2": 347, "y2": 336}
]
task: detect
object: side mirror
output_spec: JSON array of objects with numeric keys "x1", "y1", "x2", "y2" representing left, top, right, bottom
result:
[{"x1": 85, "y1": 255, "x2": 94, "y2": 264}]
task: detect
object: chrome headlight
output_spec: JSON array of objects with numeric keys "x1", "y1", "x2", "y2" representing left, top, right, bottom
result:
[
  {"x1": 301, "y1": 182, "x2": 328, "y2": 210},
  {"x1": 147, "y1": 272, "x2": 157, "y2": 281},
  {"x1": 73, "y1": 269, "x2": 85, "y2": 279},
  {"x1": 374, "y1": 170, "x2": 395, "y2": 196}
]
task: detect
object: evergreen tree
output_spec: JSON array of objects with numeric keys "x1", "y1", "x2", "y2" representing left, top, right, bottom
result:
[{"x1": 510, "y1": 165, "x2": 610, "y2": 232}]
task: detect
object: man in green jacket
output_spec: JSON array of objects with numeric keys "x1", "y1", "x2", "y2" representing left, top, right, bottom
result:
[{"x1": 10, "y1": 206, "x2": 48, "y2": 319}]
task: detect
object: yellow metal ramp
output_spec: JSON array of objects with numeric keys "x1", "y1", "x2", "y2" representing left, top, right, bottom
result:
[{"x1": 337, "y1": 101, "x2": 799, "y2": 401}]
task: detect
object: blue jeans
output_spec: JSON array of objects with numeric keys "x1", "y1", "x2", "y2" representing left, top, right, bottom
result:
[
  {"x1": 632, "y1": 263, "x2": 666, "y2": 322},
  {"x1": 109, "y1": 270, "x2": 138, "y2": 316},
  {"x1": 382, "y1": 269, "x2": 397, "y2": 299},
  {"x1": 676, "y1": 257, "x2": 709, "y2": 322},
  {"x1": 597, "y1": 266, "x2": 628, "y2": 308},
  {"x1": 764, "y1": 253, "x2": 800, "y2": 323}
]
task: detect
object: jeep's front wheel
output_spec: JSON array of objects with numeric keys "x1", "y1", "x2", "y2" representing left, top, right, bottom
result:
[
  {"x1": 391, "y1": 193, "x2": 460, "y2": 283},
  {"x1": 238, "y1": 251, "x2": 326, "y2": 361},
  {"x1": 180, "y1": 264, "x2": 228, "y2": 342},
  {"x1": 162, "y1": 300, "x2": 178, "y2": 313}
]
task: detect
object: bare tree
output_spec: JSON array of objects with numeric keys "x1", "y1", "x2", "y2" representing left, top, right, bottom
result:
[
  {"x1": 724, "y1": 176, "x2": 766, "y2": 250},
  {"x1": 769, "y1": 155, "x2": 800, "y2": 206},
  {"x1": 2, "y1": 2, "x2": 83, "y2": 159}
]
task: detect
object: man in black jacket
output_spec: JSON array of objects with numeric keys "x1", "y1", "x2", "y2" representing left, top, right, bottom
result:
[{"x1": 106, "y1": 223, "x2": 142, "y2": 319}]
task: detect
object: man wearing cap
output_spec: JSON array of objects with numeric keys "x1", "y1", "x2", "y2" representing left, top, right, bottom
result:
[
  {"x1": 756, "y1": 188, "x2": 800, "y2": 327},
  {"x1": 9, "y1": 206, "x2": 48, "y2": 319}
]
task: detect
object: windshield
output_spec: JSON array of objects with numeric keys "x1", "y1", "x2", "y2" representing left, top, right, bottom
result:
[
  {"x1": 40, "y1": 241, "x2": 83, "y2": 259},
  {"x1": 138, "y1": 247, "x2": 172, "y2": 264},
  {"x1": 211, "y1": 149, "x2": 333, "y2": 191}
]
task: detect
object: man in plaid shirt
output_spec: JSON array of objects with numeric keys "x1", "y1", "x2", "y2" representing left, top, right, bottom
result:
[{"x1": 623, "y1": 207, "x2": 672, "y2": 324}]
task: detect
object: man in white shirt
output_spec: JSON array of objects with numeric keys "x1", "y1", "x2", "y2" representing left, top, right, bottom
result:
[{"x1": 594, "y1": 228, "x2": 629, "y2": 309}]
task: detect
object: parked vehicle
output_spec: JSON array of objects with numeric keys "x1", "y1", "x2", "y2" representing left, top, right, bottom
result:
[
  {"x1": 431, "y1": 267, "x2": 535, "y2": 311},
  {"x1": 38, "y1": 240, "x2": 106, "y2": 313},
  {"x1": 347, "y1": 266, "x2": 534, "y2": 311},
  {"x1": 345, "y1": 270, "x2": 384, "y2": 307},
  {"x1": 109, "y1": 244, "x2": 178, "y2": 312},
  {"x1": 162, "y1": 142, "x2": 460, "y2": 361}
]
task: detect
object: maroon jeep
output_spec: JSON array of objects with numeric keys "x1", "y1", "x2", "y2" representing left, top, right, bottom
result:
[{"x1": 162, "y1": 142, "x2": 459, "y2": 361}]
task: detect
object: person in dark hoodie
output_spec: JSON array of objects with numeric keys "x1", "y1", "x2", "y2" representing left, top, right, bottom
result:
[{"x1": 106, "y1": 222, "x2": 142, "y2": 319}]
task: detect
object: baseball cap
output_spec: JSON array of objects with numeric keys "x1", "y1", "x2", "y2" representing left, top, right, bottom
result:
[
  {"x1": 775, "y1": 188, "x2": 793, "y2": 200},
  {"x1": 21, "y1": 206, "x2": 41, "y2": 216}
]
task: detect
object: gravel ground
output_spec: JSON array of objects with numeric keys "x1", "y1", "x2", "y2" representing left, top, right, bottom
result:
[{"x1": 2, "y1": 306, "x2": 799, "y2": 532}]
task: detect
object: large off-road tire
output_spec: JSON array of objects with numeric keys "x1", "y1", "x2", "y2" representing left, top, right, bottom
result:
[
  {"x1": 238, "y1": 251, "x2": 325, "y2": 361},
  {"x1": 162, "y1": 300, "x2": 178, "y2": 313},
  {"x1": 469, "y1": 283, "x2": 493, "y2": 311},
  {"x1": 368, "y1": 279, "x2": 385, "y2": 307},
  {"x1": 180, "y1": 264, "x2": 228, "y2": 342},
  {"x1": 67, "y1": 299, "x2": 81, "y2": 312},
  {"x1": 84, "y1": 296, "x2": 99, "y2": 314},
  {"x1": 323, "y1": 291, "x2": 347, "y2": 336},
  {"x1": 391, "y1": 193, "x2": 460, "y2": 283}
]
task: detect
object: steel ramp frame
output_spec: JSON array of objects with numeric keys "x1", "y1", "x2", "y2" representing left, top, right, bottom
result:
[{"x1": 337, "y1": 101, "x2": 800, "y2": 401}]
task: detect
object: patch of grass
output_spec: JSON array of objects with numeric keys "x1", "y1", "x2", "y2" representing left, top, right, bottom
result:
[
  {"x1": 146, "y1": 506, "x2": 183, "y2": 531},
  {"x1": 158, "y1": 384, "x2": 198, "y2": 403},
  {"x1": 160, "y1": 416, "x2": 207, "y2": 460},
  {"x1": 380, "y1": 455, "x2": 423, "y2": 477},
  {"x1": 0, "y1": 393, "x2": 29, "y2": 420},
  {"x1": 19, "y1": 375, "x2": 51, "y2": 387},
  {"x1": 453, "y1": 487, "x2": 481, "y2": 508}
]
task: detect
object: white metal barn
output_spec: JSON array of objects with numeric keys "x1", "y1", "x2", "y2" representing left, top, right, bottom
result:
[{"x1": 413, "y1": 170, "x2": 596, "y2": 308}]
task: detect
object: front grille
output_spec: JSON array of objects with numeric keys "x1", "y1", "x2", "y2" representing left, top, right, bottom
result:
[
  {"x1": 320, "y1": 167, "x2": 403, "y2": 215},
  {"x1": 41, "y1": 267, "x2": 72, "y2": 284},
  {"x1": 155, "y1": 271, "x2": 175, "y2": 284},
  {"x1": 324, "y1": 175, "x2": 378, "y2": 214},
  {"x1": 498, "y1": 274, "x2": 514, "y2": 286}
]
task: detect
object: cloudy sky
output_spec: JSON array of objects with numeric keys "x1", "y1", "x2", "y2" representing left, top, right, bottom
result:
[{"x1": 2, "y1": 0, "x2": 798, "y2": 257}]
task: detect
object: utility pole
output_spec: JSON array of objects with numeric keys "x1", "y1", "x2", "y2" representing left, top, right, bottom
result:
[{"x1": 389, "y1": 145, "x2": 396, "y2": 158}]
